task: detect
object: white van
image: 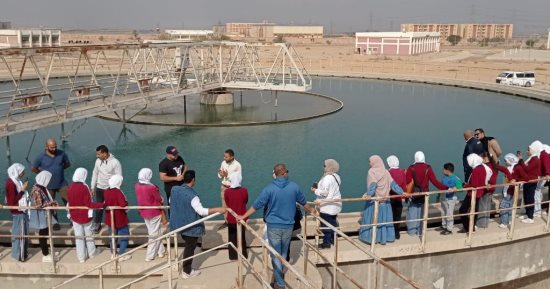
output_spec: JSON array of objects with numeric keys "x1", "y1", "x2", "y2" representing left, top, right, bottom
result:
[{"x1": 496, "y1": 71, "x2": 535, "y2": 87}]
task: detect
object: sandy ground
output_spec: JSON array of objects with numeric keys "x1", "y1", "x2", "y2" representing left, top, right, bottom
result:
[{"x1": 1, "y1": 40, "x2": 550, "y2": 90}]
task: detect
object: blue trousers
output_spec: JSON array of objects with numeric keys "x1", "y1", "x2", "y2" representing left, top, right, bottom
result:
[
  {"x1": 320, "y1": 213, "x2": 338, "y2": 246},
  {"x1": 500, "y1": 195, "x2": 513, "y2": 225},
  {"x1": 267, "y1": 226, "x2": 292, "y2": 288},
  {"x1": 108, "y1": 226, "x2": 129, "y2": 255},
  {"x1": 406, "y1": 202, "x2": 424, "y2": 236},
  {"x1": 11, "y1": 214, "x2": 28, "y2": 261}
]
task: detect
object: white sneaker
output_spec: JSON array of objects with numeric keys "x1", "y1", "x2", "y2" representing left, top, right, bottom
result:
[
  {"x1": 518, "y1": 215, "x2": 527, "y2": 220},
  {"x1": 89, "y1": 248, "x2": 101, "y2": 259},
  {"x1": 42, "y1": 254, "x2": 57, "y2": 263},
  {"x1": 181, "y1": 269, "x2": 201, "y2": 279},
  {"x1": 119, "y1": 255, "x2": 132, "y2": 262},
  {"x1": 498, "y1": 224, "x2": 507, "y2": 229},
  {"x1": 157, "y1": 252, "x2": 166, "y2": 258},
  {"x1": 533, "y1": 213, "x2": 542, "y2": 218},
  {"x1": 521, "y1": 218, "x2": 534, "y2": 224}
]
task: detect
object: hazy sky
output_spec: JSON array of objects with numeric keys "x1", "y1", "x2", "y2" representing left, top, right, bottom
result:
[{"x1": 1, "y1": 0, "x2": 549, "y2": 35}]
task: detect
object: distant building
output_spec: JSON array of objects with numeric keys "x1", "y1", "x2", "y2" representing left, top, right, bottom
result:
[
  {"x1": 0, "y1": 29, "x2": 61, "y2": 48},
  {"x1": 547, "y1": 29, "x2": 550, "y2": 49},
  {"x1": 164, "y1": 30, "x2": 213, "y2": 40},
  {"x1": 224, "y1": 22, "x2": 275, "y2": 38},
  {"x1": 220, "y1": 22, "x2": 323, "y2": 40},
  {"x1": 272, "y1": 26, "x2": 323, "y2": 38},
  {"x1": 401, "y1": 23, "x2": 513, "y2": 42},
  {"x1": 355, "y1": 32, "x2": 440, "y2": 55}
]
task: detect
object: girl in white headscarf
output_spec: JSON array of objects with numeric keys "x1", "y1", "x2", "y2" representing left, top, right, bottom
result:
[
  {"x1": 104, "y1": 175, "x2": 131, "y2": 261},
  {"x1": 224, "y1": 172, "x2": 249, "y2": 260},
  {"x1": 499, "y1": 154, "x2": 521, "y2": 228},
  {"x1": 311, "y1": 159, "x2": 342, "y2": 249},
  {"x1": 67, "y1": 168, "x2": 104, "y2": 263},
  {"x1": 29, "y1": 171, "x2": 58, "y2": 262},
  {"x1": 516, "y1": 141, "x2": 544, "y2": 223},
  {"x1": 386, "y1": 155, "x2": 406, "y2": 239},
  {"x1": 135, "y1": 168, "x2": 166, "y2": 262},
  {"x1": 458, "y1": 154, "x2": 492, "y2": 233},
  {"x1": 406, "y1": 151, "x2": 448, "y2": 236},
  {"x1": 6, "y1": 163, "x2": 29, "y2": 262}
]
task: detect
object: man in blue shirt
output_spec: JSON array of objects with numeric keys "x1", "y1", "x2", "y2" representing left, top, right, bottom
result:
[
  {"x1": 238, "y1": 164, "x2": 312, "y2": 289},
  {"x1": 32, "y1": 138, "x2": 70, "y2": 230}
]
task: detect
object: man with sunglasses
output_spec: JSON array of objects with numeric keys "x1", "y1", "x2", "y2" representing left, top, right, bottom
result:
[{"x1": 463, "y1": 130, "x2": 484, "y2": 181}]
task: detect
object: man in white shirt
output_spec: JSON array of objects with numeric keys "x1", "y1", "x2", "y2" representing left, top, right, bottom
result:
[
  {"x1": 90, "y1": 145, "x2": 122, "y2": 234},
  {"x1": 217, "y1": 149, "x2": 241, "y2": 228}
]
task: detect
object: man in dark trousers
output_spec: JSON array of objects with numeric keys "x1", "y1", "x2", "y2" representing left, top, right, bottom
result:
[{"x1": 463, "y1": 130, "x2": 484, "y2": 181}]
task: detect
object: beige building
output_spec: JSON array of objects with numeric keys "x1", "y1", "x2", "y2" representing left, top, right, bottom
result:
[
  {"x1": 0, "y1": 29, "x2": 61, "y2": 48},
  {"x1": 221, "y1": 22, "x2": 323, "y2": 40},
  {"x1": 401, "y1": 23, "x2": 513, "y2": 42}
]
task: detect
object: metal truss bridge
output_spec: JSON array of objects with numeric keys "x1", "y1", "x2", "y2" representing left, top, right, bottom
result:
[{"x1": 0, "y1": 41, "x2": 311, "y2": 137}]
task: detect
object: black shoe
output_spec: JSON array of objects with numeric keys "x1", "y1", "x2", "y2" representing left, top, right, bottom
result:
[
  {"x1": 217, "y1": 222, "x2": 228, "y2": 231},
  {"x1": 434, "y1": 226, "x2": 445, "y2": 232},
  {"x1": 92, "y1": 224, "x2": 102, "y2": 234},
  {"x1": 318, "y1": 243, "x2": 331, "y2": 250},
  {"x1": 457, "y1": 228, "x2": 472, "y2": 234},
  {"x1": 440, "y1": 230, "x2": 452, "y2": 235},
  {"x1": 52, "y1": 223, "x2": 61, "y2": 231}
]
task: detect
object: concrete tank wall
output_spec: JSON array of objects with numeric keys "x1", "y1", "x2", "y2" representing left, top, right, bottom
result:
[{"x1": 317, "y1": 234, "x2": 550, "y2": 289}]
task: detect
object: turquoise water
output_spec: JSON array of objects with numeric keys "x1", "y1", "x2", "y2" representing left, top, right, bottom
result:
[{"x1": 1, "y1": 77, "x2": 549, "y2": 221}]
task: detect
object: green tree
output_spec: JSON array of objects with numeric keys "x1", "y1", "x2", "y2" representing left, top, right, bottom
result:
[
  {"x1": 525, "y1": 39, "x2": 537, "y2": 48},
  {"x1": 157, "y1": 33, "x2": 171, "y2": 40},
  {"x1": 447, "y1": 35, "x2": 462, "y2": 46}
]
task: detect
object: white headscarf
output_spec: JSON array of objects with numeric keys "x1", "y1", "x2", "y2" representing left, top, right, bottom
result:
[
  {"x1": 108, "y1": 175, "x2": 123, "y2": 189},
  {"x1": 138, "y1": 168, "x2": 153, "y2": 185},
  {"x1": 36, "y1": 171, "x2": 52, "y2": 188},
  {"x1": 528, "y1": 140, "x2": 544, "y2": 159},
  {"x1": 229, "y1": 172, "x2": 242, "y2": 189},
  {"x1": 72, "y1": 168, "x2": 88, "y2": 183},
  {"x1": 543, "y1": 144, "x2": 550, "y2": 153},
  {"x1": 414, "y1": 151, "x2": 425, "y2": 164},
  {"x1": 386, "y1": 155, "x2": 399, "y2": 169},
  {"x1": 504, "y1": 153, "x2": 518, "y2": 173},
  {"x1": 7, "y1": 163, "x2": 25, "y2": 193},
  {"x1": 467, "y1": 153, "x2": 492, "y2": 184}
]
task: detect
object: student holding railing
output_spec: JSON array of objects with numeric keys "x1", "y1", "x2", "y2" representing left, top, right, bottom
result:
[
  {"x1": 29, "y1": 171, "x2": 59, "y2": 263},
  {"x1": 5, "y1": 163, "x2": 29, "y2": 262},
  {"x1": 499, "y1": 154, "x2": 523, "y2": 228},
  {"x1": 459, "y1": 154, "x2": 492, "y2": 233},
  {"x1": 405, "y1": 151, "x2": 448, "y2": 237},
  {"x1": 104, "y1": 175, "x2": 131, "y2": 261},
  {"x1": 515, "y1": 141, "x2": 544, "y2": 224},
  {"x1": 359, "y1": 155, "x2": 404, "y2": 245},
  {"x1": 67, "y1": 168, "x2": 105, "y2": 263},
  {"x1": 135, "y1": 168, "x2": 166, "y2": 262}
]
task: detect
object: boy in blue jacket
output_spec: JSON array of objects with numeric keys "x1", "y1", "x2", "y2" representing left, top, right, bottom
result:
[{"x1": 440, "y1": 163, "x2": 463, "y2": 235}]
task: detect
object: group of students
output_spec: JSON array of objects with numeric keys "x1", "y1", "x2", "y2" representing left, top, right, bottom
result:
[
  {"x1": 4, "y1": 164, "x2": 165, "y2": 263},
  {"x1": 348, "y1": 140, "x2": 550, "y2": 246},
  {"x1": 3, "y1": 139, "x2": 550, "y2": 283}
]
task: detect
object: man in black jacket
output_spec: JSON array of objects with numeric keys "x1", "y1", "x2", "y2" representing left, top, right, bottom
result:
[{"x1": 463, "y1": 130, "x2": 484, "y2": 181}]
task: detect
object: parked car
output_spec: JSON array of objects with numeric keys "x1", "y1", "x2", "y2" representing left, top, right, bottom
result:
[{"x1": 496, "y1": 71, "x2": 535, "y2": 87}]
